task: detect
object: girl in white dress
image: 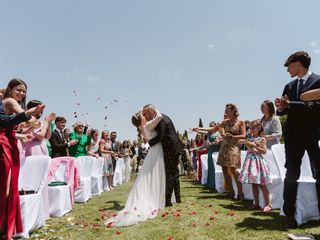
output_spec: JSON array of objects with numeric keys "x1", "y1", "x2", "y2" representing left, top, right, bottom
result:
[{"x1": 105, "y1": 110, "x2": 165, "y2": 227}]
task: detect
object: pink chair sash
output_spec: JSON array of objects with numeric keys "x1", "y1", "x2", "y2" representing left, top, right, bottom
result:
[{"x1": 48, "y1": 157, "x2": 80, "y2": 204}]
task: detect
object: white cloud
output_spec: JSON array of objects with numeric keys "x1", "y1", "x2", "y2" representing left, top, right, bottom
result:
[
  {"x1": 309, "y1": 41, "x2": 317, "y2": 47},
  {"x1": 70, "y1": 69, "x2": 100, "y2": 83},
  {"x1": 313, "y1": 49, "x2": 320, "y2": 54},
  {"x1": 207, "y1": 44, "x2": 215, "y2": 49},
  {"x1": 86, "y1": 76, "x2": 100, "y2": 83}
]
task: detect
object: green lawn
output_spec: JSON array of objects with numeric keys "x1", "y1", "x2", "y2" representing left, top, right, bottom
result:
[{"x1": 30, "y1": 177, "x2": 320, "y2": 240}]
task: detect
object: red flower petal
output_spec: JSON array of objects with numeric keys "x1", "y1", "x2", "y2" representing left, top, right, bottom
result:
[
  {"x1": 214, "y1": 210, "x2": 219, "y2": 214},
  {"x1": 205, "y1": 222, "x2": 210, "y2": 226},
  {"x1": 190, "y1": 211, "x2": 197, "y2": 215},
  {"x1": 167, "y1": 237, "x2": 174, "y2": 240},
  {"x1": 209, "y1": 216, "x2": 215, "y2": 220},
  {"x1": 93, "y1": 223, "x2": 101, "y2": 228},
  {"x1": 115, "y1": 231, "x2": 122, "y2": 235},
  {"x1": 112, "y1": 214, "x2": 118, "y2": 217},
  {"x1": 123, "y1": 212, "x2": 129, "y2": 215},
  {"x1": 228, "y1": 210, "x2": 235, "y2": 216}
]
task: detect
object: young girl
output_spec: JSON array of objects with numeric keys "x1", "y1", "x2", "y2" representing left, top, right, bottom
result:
[
  {"x1": 238, "y1": 120, "x2": 272, "y2": 212},
  {"x1": 120, "y1": 140, "x2": 133, "y2": 183}
]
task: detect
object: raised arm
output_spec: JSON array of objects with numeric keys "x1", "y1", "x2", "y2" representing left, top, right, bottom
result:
[
  {"x1": 148, "y1": 119, "x2": 166, "y2": 147},
  {"x1": 145, "y1": 110, "x2": 162, "y2": 131}
]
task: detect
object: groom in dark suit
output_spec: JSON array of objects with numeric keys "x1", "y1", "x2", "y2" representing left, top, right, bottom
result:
[
  {"x1": 143, "y1": 104, "x2": 184, "y2": 207},
  {"x1": 275, "y1": 51, "x2": 320, "y2": 228}
]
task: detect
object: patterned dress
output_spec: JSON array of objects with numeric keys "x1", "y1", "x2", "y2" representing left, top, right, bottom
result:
[
  {"x1": 100, "y1": 139, "x2": 114, "y2": 176},
  {"x1": 238, "y1": 137, "x2": 272, "y2": 185},
  {"x1": 217, "y1": 119, "x2": 242, "y2": 168}
]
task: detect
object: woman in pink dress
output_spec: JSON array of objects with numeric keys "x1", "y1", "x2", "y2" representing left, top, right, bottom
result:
[{"x1": 19, "y1": 100, "x2": 56, "y2": 158}]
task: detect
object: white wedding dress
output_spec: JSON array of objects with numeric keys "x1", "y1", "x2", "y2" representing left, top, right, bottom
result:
[{"x1": 105, "y1": 113, "x2": 165, "y2": 227}]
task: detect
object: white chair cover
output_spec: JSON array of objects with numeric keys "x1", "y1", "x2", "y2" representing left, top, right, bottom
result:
[
  {"x1": 91, "y1": 157, "x2": 104, "y2": 196},
  {"x1": 17, "y1": 155, "x2": 51, "y2": 238},
  {"x1": 113, "y1": 158, "x2": 125, "y2": 186},
  {"x1": 47, "y1": 159, "x2": 72, "y2": 217},
  {"x1": 201, "y1": 155, "x2": 208, "y2": 185},
  {"x1": 74, "y1": 156, "x2": 93, "y2": 202}
]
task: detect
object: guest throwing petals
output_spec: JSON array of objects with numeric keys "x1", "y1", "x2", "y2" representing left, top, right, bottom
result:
[{"x1": 215, "y1": 104, "x2": 246, "y2": 200}]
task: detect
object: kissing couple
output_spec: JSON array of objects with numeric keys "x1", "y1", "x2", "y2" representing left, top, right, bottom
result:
[{"x1": 106, "y1": 104, "x2": 183, "y2": 227}]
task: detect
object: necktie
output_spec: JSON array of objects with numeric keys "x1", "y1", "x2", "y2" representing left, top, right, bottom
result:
[{"x1": 297, "y1": 79, "x2": 304, "y2": 97}]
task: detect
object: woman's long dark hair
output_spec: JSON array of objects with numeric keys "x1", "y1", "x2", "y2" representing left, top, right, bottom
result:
[
  {"x1": 131, "y1": 112, "x2": 142, "y2": 138},
  {"x1": 3, "y1": 78, "x2": 27, "y2": 109}
]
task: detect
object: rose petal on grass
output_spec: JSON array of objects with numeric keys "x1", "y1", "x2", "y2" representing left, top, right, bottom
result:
[
  {"x1": 115, "y1": 231, "x2": 122, "y2": 235},
  {"x1": 204, "y1": 222, "x2": 210, "y2": 226},
  {"x1": 209, "y1": 216, "x2": 215, "y2": 220},
  {"x1": 112, "y1": 214, "x2": 118, "y2": 217},
  {"x1": 190, "y1": 211, "x2": 197, "y2": 215},
  {"x1": 167, "y1": 237, "x2": 174, "y2": 240},
  {"x1": 228, "y1": 210, "x2": 235, "y2": 216},
  {"x1": 214, "y1": 210, "x2": 219, "y2": 214}
]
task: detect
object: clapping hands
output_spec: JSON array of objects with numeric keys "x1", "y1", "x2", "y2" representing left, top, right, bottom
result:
[{"x1": 275, "y1": 95, "x2": 290, "y2": 112}]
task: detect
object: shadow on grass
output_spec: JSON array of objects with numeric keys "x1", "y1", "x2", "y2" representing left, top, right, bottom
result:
[
  {"x1": 100, "y1": 201, "x2": 124, "y2": 211},
  {"x1": 236, "y1": 216, "x2": 286, "y2": 231},
  {"x1": 237, "y1": 210, "x2": 319, "y2": 232},
  {"x1": 219, "y1": 202, "x2": 251, "y2": 211}
]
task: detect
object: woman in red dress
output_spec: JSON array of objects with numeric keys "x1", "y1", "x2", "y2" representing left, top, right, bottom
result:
[
  {"x1": 195, "y1": 133, "x2": 208, "y2": 182},
  {"x1": 0, "y1": 79, "x2": 44, "y2": 240}
]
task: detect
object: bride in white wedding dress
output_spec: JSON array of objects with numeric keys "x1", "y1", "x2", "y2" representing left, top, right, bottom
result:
[{"x1": 105, "y1": 110, "x2": 165, "y2": 227}]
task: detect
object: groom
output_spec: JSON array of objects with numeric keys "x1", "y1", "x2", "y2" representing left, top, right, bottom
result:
[{"x1": 143, "y1": 104, "x2": 184, "y2": 207}]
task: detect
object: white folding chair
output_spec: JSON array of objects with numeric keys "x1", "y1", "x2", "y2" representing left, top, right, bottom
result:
[
  {"x1": 47, "y1": 157, "x2": 75, "y2": 217},
  {"x1": 91, "y1": 157, "x2": 104, "y2": 196},
  {"x1": 113, "y1": 158, "x2": 124, "y2": 186},
  {"x1": 201, "y1": 154, "x2": 208, "y2": 185},
  {"x1": 74, "y1": 156, "x2": 93, "y2": 202},
  {"x1": 17, "y1": 155, "x2": 51, "y2": 238}
]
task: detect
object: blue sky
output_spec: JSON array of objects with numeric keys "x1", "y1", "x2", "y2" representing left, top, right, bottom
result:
[{"x1": 1, "y1": 0, "x2": 320, "y2": 140}]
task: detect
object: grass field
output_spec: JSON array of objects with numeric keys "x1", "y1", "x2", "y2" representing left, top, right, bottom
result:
[{"x1": 30, "y1": 176, "x2": 320, "y2": 240}]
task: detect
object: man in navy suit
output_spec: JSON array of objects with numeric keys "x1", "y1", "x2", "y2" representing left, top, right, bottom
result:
[
  {"x1": 50, "y1": 117, "x2": 78, "y2": 158},
  {"x1": 275, "y1": 51, "x2": 320, "y2": 228}
]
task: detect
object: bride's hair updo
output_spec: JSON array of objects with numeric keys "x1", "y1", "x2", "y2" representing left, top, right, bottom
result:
[{"x1": 132, "y1": 112, "x2": 142, "y2": 137}]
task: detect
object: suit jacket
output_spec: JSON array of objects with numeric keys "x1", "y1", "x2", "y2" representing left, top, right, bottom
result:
[
  {"x1": 277, "y1": 73, "x2": 320, "y2": 138},
  {"x1": 50, "y1": 129, "x2": 68, "y2": 158},
  {"x1": 149, "y1": 114, "x2": 183, "y2": 164},
  {"x1": 0, "y1": 100, "x2": 31, "y2": 128}
]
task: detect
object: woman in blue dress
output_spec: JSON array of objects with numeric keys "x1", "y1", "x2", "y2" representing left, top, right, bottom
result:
[{"x1": 194, "y1": 121, "x2": 221, "y2": 191}]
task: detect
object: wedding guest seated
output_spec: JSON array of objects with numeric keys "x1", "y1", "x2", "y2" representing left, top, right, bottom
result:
[
  {"x1": 68, "y1": 122, "x2": 92, "y2": 157},
  {"x1": 260, "y1": 100, "x2": 282, "y2": 149},
  {"x1": 50, "y1": 117, "x2": 78, "y2": 158},
  {"x1": 19, "y1": 100, "x2": 56, "y2": 158},
  {"x1": 87, "y1": 129, "x2": 100, "y2": 158}
]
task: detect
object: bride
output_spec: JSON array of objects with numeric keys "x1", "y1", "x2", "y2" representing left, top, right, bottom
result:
[{"x1": 105, "y1": 110, "x2": 166, "y2": 227}]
